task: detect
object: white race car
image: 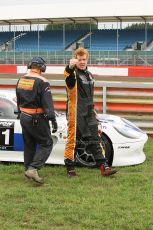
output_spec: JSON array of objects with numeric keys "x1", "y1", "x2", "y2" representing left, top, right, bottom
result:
[{"x1": 0, "y1": 89, "x2": 148, "y2": 167}]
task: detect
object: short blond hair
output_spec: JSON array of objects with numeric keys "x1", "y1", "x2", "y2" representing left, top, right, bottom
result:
[{"x1": 74, "y1": 47, "x2": 89, "y2": 59}]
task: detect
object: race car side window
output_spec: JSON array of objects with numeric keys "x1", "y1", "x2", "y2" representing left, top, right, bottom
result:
[{"x1": 0, "y1": 98, "x2": 17, "y2": 119}]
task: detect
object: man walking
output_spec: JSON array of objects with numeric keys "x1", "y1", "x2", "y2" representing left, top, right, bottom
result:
[{"x1": 16, "y1": 57, "x2": 57, "y2": 184}]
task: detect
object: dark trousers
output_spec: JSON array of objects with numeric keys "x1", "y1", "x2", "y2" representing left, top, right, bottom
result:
[
  {"x1": 77, "y1": 114, "x2": 107, "y2": 167},
  {"x1": 65, "y1": 112, "x2": 107, "y2": 167},
  {"x1": 20, "y1": 113, "x2": 53, "y2": 170}
]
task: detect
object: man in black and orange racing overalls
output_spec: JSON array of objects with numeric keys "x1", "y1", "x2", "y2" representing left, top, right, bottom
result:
[
  {"x1": 64, "y1": 48, "x2": 117, "y2": 177},
  {"x1": 16, "y1": 57, "x2": 57, "y2": 184}
]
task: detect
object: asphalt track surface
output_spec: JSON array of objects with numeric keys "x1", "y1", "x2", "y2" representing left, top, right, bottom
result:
[{"x1": 0, "y1": 73, "x2": 153, "y2": 83}]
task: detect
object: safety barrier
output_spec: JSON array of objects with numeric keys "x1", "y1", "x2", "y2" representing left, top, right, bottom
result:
[
  {"x1": 1, "y1": 65, "x2": 153, "y2": 77},
  {"x1": 0, "y1": 79, "x2": 153, "y2": 134},
  {"x1": 1, "y1": 50, "x2": 153, "y2": 66}
]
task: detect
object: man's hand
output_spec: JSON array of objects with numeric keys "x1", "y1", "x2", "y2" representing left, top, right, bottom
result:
[
  {"x1": 14, "y1": 109, "x2": 20, "y2": 119},
  {"x1": 52, "y1": 120, "x2": 58, "y2": 133},
  {"x1": 17, "y1": 113, "x2": 21, "y2": 119},
  {"x1": 69, "y1": 59, "x2": 78, "y2": 69}
]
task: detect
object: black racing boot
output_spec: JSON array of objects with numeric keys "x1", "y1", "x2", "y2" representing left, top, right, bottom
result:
[
  {"x1": 66, "y1": 166, "x2": 77, "y2": 177},
  {"x1": 64, "y1": 159, "x2": 77, "y2": 178}
]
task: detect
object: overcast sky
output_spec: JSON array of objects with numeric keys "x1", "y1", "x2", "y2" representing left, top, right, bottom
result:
[
  {"x1": 0, "y1": 0, "x2": 148, "y2": 5},
  {"x1": 0, "y1": 0, "x2": 84, "y2": 5},
  {"x1": 0, "y1": 0, "x2": 53, "y2": 5}
]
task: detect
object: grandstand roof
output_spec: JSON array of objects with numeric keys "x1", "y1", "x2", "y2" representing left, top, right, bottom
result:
[{"x1": 0, "y1": 0, "x2": 153, "y2": 25}]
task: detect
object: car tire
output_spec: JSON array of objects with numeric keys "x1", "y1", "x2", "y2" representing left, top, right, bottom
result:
[{"x1": 75, "y1": 133, "x2": 113, "y2": 168}]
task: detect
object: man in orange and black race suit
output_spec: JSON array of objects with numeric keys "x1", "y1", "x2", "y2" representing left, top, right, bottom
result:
[
  {"x1": 16, "y1": 57, "x2": 57, "y2": 184},
  {"x1": 64, "y1": 47, "x2": 117, "y2": 177}
]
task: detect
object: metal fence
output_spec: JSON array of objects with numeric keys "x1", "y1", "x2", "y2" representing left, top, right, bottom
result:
[
  {"x1": 1, "y1": 50, "x2": 153, "y2": 66},
  {"x1": 0, "y1": 78, "x2": 153, "y2": 133}
]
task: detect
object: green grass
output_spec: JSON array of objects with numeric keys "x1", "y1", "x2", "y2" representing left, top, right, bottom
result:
[{"x1": 0, "y1": 138, "x2": 153, "y2": 230}]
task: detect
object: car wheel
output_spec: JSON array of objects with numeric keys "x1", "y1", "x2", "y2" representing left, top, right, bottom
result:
[{"x1": 75, "y1": 133, "x2": 113, "y2": 168}]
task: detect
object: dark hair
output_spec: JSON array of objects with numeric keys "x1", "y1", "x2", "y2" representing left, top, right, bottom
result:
[{"x1": 27, "y1": 57, "x2": 46, "y2": 72}]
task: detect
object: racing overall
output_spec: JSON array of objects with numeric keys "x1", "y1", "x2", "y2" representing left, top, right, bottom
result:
[
  {"x1": 64, "y1": 65, "x2": 107, "y2": 167},
  {"x1": 16, "y1": 74, "x2": 56, "y2": 170}
]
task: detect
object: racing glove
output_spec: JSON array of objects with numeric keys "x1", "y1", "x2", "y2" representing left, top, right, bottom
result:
[
  {"x1": 14, "y1": 108, "x2": 20, "y2": 119},
  {"x1": 17, "y1": 113, "x2": 21, "y2": 120},
  {"x1": 52, "y1": 120, "x2": 58, "y2": 133}
]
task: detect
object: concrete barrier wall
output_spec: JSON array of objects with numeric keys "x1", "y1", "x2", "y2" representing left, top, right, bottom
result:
[{"x1": 0, "y1": 65, "x2": 153, "y2": 78}]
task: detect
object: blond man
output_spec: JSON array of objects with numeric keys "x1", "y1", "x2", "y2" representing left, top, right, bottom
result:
[{"x1": 64, "y1": 48, "x2": 117, "y2": 177}]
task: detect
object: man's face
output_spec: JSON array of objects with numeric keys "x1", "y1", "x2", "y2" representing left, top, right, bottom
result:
[{"x1": 76, "y1": 54, "x2": 88, "y2": 70}]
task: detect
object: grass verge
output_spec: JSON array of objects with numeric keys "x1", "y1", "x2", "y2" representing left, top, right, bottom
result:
[{"x1": 0, "y1": 138, "x2": 153, "y2": 230}]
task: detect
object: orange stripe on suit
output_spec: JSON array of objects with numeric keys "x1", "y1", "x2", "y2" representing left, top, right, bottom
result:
[
  {"x1": 64, "y1": 71, "x2": 77, "y2": 161},
  {"x1": 20, "y1": 107, "x2": 44, "y2": 114}
]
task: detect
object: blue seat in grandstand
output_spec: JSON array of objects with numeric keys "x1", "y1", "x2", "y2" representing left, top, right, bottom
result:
[
  {"x1": 2, "y1": 29, "x2": 153, "y2": 51},
  {"x1": 0, "y1": 32, "x2": 14, "y2": 45},
  {"x1": 15, "y1": 30, "x2": 89, "y2": 51},
  {"x1": 84, "y1": 29, "x2": 153, "y2": 51}
]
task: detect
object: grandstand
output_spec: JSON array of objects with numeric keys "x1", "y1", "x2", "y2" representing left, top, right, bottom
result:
[
  {"x1": 0, "y1": 0, "x2": 153, "y2": 133},
  {"x1": 0, "y1": 1, "x2": 153, "y2": 63},
  {"x1": 0, "y1": 28, "x2": 153, "y2": 66},
  {"x1": 84, "y1": 29, "x2": 153, "y2": 51},
  {"x1": 1, "y1": 29, "x2": 153, "y2": 52},
  {"x1": 14, "y1": 30, "x2": 90, "y2": 51}
]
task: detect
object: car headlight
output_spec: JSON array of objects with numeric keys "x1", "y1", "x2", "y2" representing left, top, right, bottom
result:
[{"x1": 112, "y1": 118, "x2": 145, "y2": 139}]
